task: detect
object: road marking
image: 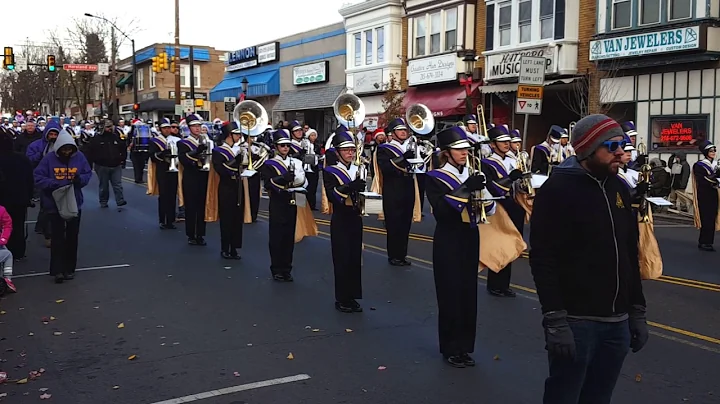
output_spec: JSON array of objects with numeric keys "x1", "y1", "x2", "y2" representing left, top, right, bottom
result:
[
  {"x1": 648, "y1": 330, "x2": 720, "y2": 354},
  {"x1": 660, "y1": 275, "x2": 720, "y2": 288},
  {"x1": 148, "y1": 374, "x2": 311, "y2": 404},
  {"x1": 12, "y1": 264, "x2": 131, "y2": 279},
  {"x1": 25, "y1": 220, "x2": 37, "y2": 224}
]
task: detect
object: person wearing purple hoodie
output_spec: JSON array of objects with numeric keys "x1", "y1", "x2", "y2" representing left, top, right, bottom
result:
[
  {"x1": 27, "y1": 121, "x2": 62, "y2": 246},
  {"x1": 34, "y1": 128, "x2": 92, "y2": 283}
]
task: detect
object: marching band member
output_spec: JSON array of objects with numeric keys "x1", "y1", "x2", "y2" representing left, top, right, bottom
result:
[
  {"x1": 376, "y1": 118, "x2": 418, "y2": 266},
  {"x1": 242, "y1": 131, "x2": 264, "y2": 222},
  {"x1": 323, "y1": 125, "x2": 344, "y2": 168},
  {"x1": 530, "y1": 125, "x2": 564, "y2": 175},
  {"x1": 464, "y1": 114, "x2": 491, "y2": 158},
  {"x1": 617, "y1": 137, "x2": 640, "y2": 192},
  {"x1": 508, "y1": 129, "x2": 522, "y2": 159},
  {"x1": 305, "y1": 129, "x2": 322, "y2": 210},
  {"x1": 177, "y1": 114, "x2": 209, "y2": 246},
  {"x1": 147, "y1": 118, "x2": 179, "y2": 230},
  {"x1": 129, "y1": 119, "x2": 151, "y2": 184},
  {"x1": 692, "y1": 140, "x2": 719, "y2": 251},
  {"x1": 260, "y1": 129, "x2": 308, "y2": 282},
  {"x1": 289, "y1": 120, "x2": 305, "y2": 157},
  {"x1": 426, "y1": 126, "x2": 496, "y2": 368},
  {"x1": 209, "y1": 122, "x2": 246, "y2": 259},
  {"x1": 621, "y1": 121, "x2": 639, "y2": 162},
  {"x1": 323, "y1": 129, "x2": 366, "y2": 313},
  {"x1": 560, "y1": 129, "x2": 575, "y2": 158},
  {"x1": 482, "y1": 124, "x2": 527, "y2": 297}
]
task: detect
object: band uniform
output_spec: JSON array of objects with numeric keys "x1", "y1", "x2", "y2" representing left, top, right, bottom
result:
[
  {"x1": 148, "y1": 118, "x2": 179, "y2": 229},
  {"x1": 177, "y1": 114, "x2": 209, "y2": 245}
]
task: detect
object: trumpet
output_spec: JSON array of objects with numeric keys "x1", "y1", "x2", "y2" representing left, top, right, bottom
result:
[
  {"x1": 405, "y1": 103, "x2": 435, "y2": 173},
  {"x1": 636, "y1": 142, "x2": 651, "y2": 223},
  {"x1": 199, "y1": 133, "x2": 214, "y2": 171},
  {"x1": 167, "y1": 140, "x2": 180, "y2": 173}
]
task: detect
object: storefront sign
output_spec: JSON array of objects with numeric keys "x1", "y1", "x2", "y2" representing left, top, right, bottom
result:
[
  {"x1": 590, "y1": 26, "x2": 700, "y2": 61},
  {"x1": 353, "y1": 68, "x2": 383, "y2": 94},
  {"x1": 485, "y1": 47, "x2": 556, "y2": 81},
  {"x1": 293, "y1": 61, "x2": 329, "y2": 85},
  {"x1": 651, "y1": 115, "x2": 707, "y2": 149},
  {"x1": 408, "y1": 53, "x2": 457, "y2": 86},
  {"x1": 140, "y1": 91, "x2": 158, "y2": 102},
  {"x1": 169, "y1": 91, "x2": 208, "y2": 100},
  {"x1": 226, "y1": 42, "x2": 279, "y2": 72}
]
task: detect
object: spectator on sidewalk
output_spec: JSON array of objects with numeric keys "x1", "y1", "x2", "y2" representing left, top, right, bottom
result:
[
  {"x1": 0, "y1": 128, "x2": 34, "y2": 260},
  {"x1": 85, "y1": 119, "x2": 127, "y2": 208},
  {"x1": 0, "y1": 204, "x2": 14, "y2": 279},
  {"x1": 668, "y1": 153, "x2": 690, "y2": 212},
  {"x1": 649, "y1": 158, "x2": 670, "y2": 199}
]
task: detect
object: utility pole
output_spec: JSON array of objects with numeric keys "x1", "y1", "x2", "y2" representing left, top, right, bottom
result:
[
  {"x1": 110, "y1": 27, "x2": 117, "y2": 120},
  {"x1": 174, "y1": 0, "x2": 181, "y2": 112},
  {"x1": 189, "y1": 45, "x2": 195, "y2": 101}
]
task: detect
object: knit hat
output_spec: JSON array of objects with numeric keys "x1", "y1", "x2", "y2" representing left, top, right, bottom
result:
[{"x1": 571, "y1": 114, "x2": 625, "y2": 161}]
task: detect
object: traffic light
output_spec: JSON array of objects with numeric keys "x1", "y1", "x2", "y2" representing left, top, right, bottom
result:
[
  {"x1": 151, "y1": 56, "x2": 159, "y2": 73},
  {"x1": 3, "y1": 47, "x2": 15, "y2": 71},
  {"x1": 159, "y1": 52, "x2": 169, "y2": 70},
  {"x1": 47, "y1": 55, "x2": 56, "y2": 72},
  {"x1": 133, "y1": 103, "x2": 140, "y2": 111},
  {"x1": 170, "y1": 56, "x2": 177, "y2": 74}
]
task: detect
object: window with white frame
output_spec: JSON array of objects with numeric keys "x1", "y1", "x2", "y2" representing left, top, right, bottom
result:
[
  {"x1": 376, "y1": 27, "x2": 385, "y2": 63},
  {"x1": 150, "y1": 69, "x2": 156, "y2": 88},
  {"x1": 354, "y1": 33, "x2": 361, "y2": 66},
  {"x1": 540, "y1": 0, "x2": 554, "y2": 39},
  {"x1": 669, "y1": 0, "x2": 691, "y2": 20},
  {"x1": 518, "y1": 0, "x2": 532, "y2": 43},
  {"x1": 499, "y1": 2, "x2": 512, "y2": 46},
  {"x1": 180, "y1": 65, "x2": 201, "y2": 88},
  {"x1": 365, "y1": 29, "x2": 373, "y2": 65},
  {"x1": 640, "y1": 0, "x2": 661, "y2": 25},
  {"x1": 612, "y1": 0, "x2": 631, "y2": 29},
  {"x1": 412, "y1": 8, "x2": 459, "y2": 57},
  {"x1": 137, "y1": 68, "x2": 144, "y2": 91}
]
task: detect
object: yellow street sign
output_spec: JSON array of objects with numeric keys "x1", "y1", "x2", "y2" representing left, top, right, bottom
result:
[{"x1": 517, "y1": 85, "x2": 543, "y2": 100}]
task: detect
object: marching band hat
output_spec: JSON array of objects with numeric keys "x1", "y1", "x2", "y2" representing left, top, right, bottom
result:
[
  {"x1": 332, "y1": 129, "x2": 355, "y2": 149},
  {"x1": 272, "y1": 129, "x2": 292, "y2": 144},
  {"x1": 464, "y1": 114, "x2": 478, "y2": 125},
  {"x1": 623, "y1": 134, "x2": 635, "y2": 151},
  {"x1": 510, "y1": 129, "x2": 522, "y2": 143},
  {"x1": 698, "y1": 140, "x2": 716, "y2": 155},
  {"x1": 488, "y1": 124, "x2": 512, "y2": 142},
  {"x1": 436, "y1": 126, "x2": 471, "y2": 150},
  {"x1": 36, "y1": 116, "x2": 46, "y2": 123},
  {"x1": 290, "y1": 120, "x2": 302, "y2": 132},
  {"x1": 386, "y1": 117, "x2": 407, "y2": 133},
  {"x1": 186, "y1": 114, "x2": 203, "y2": 126},
  {"x1": 222, "y1": 121, "x2": 243, "y2": 138},
  {"x1": 560, "y1": 128, "x2": 570, "y2": 138},
  {"x1": 159, "y1": 118, "x2": 172, "y2": 128},
  {"x1": 620, "y1": 121, "x2": 637, "y2": 137},
  {"x1": 548, "y1": 125, "x2": 564, "y2": 142}
]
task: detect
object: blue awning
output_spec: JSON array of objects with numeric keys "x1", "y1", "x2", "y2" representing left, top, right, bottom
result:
[{"x1": 209, "y1": 70, "x2": 280, "y2": 102}]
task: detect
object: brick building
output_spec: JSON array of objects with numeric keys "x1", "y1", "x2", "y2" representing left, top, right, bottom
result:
[{"x1": 115, "y1": 43, "x2": 227, "y2": 123}]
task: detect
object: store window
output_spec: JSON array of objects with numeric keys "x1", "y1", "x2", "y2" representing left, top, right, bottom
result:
[
  {"x1": 376, "y1": 27, "x2": 385, "y2": 62},
  {"x1": 354, "y1": 33, "x2": 361, "y2": 67},
  {"x1": 137, "y1": 68, "x2": 144, "y2": 91},
  {"x1": 519, "y1": 0, "x2": 532, "y2": 43},
  {"x1": 669, "y1": 0, "x2": 692, "y2": 20},
  {"x1": 651, "y1": 115, "x2": 708, "y2": 149},
  {"x1": 488, "y1": 0, "x2": 563, "y2": 48},
  {"x1": 540, "y1": 0, "x2": 554, "y2": 39},
  {"x1": 180, "y1": 65, "x2": 201, "y2": 88},
  {"x1": 150, "y1": 69, "x2": 156, "y2": 88},
  {"x1": 365, "y1": 29, "x2": 373, "y2": 65},
  {"x1": 499, "y1": 2, "x2": 512, "y2": 46},
  {"x1": 412, "y1": 7, "x2": 460, "y2": 57},
  {"x1": 612, "y1": 0, "x2": 632, "y2": 29},
  {"x1": 640, "y1": 0, "x2": 661, "y2": 25}
]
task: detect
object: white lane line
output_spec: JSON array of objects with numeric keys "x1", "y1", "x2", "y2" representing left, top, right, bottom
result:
[
  {"x1": 25, "y1": 220, "x2": 37, "y2": 224},
  {"x1": 12, "y1": 264, "x2": 131, "y2": 279},
  {"x1": 148, "y1": 373, "x2": 311, "y2": 404}
]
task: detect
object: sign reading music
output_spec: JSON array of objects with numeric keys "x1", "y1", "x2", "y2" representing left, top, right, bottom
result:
[
  {"x1": 589, "y1": 26, "x2": 700, "y2": 61},
  {"x1": 485, "y1": 46, "x2": 556, "y2": 81}
]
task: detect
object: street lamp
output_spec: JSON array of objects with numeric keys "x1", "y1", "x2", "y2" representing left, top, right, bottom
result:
[
  {"x1": 84, "y1": 13, "x2": 138, "y2": 119},
  {"x1": 241, "y1": 77, "x2": 249, "y2": 100},
  {"x1": 458, "y1": 49, "x2": 479, "y2": 115}
]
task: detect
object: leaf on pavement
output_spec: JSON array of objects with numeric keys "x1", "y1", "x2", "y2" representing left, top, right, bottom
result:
[
  {"x1": 493, "y1": 355, "x2": 500, "y2": 361},
  {"x1": 53, "y1": 332, "x2": 63, "y2": 336},
  {"x1": 40, "y1": 393, "x2": 52, "y2": 399},
  {"x1": 345, "y1": 328, "x2": 353, "y2": 333},
  {"x1": 55, "y1": 300, "x2": 64, "y2": 304},
  {"x1": 28, "y1": 332, "x2": 34, "y2": 336},
  {"x1": 117, "y1": 323, "x2": 125, "y2": 329},
  {"x1": 39, "y1": 388, "x2": 49, "y2": 392},
  {"x1": 127, "y1": 355, "x2": 137, "y2": 361},
  {"x1": 287, "y1": 353, "x2": 294, "y2": 360},
  {"x1": 312, "y1": 329, "x2": 320, "y2": 332},
  {"x1": 377, "y1": 366, "x2": 387, "y2": 370},
  {"x1": 635, "y1": 374, "x2": 642, "y2": 382},
  {"x1": 0, "y1": 311, "x2": 6, "y2": 315},
  {"x1": 49, "y1": 316, "x2": 56, "y2": 321},
  {"x1": 233, "y1": 372, "x2": 240, "y2": 377},
  {"x1": 113, "y1": 386, "x2": 120, "y2": 390},
  {"x1": 16, "y1": 378, "x2": 28, "y2": 384}
]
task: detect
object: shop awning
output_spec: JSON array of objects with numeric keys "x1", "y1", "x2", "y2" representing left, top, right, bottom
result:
[
  {"x1": 209, "y1": 71, "x2": 280, "y2": 102},
  {"x1": 272, "y1": 84, "x2": 346, "y2": 112},
  {"x1": 402, "y1": 83, "x2": 481, "y2": 118},
  {"x1": 481, "y1": 78, "x2": 579, "y2": 94},
  {"x1": 116, "y1": 74, "x2": 133, "y2": 88},
  {"x1": 138, "y1": 99, "x2": 176, "y2": 113}
]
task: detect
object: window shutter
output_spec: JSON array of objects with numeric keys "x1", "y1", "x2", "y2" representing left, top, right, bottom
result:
[
  {"x1": 554, "y1": 0, "x2": 565, "y2": 40},
  {"x1": 486, "y1": 4, "x2": 495, "y2": 51}
]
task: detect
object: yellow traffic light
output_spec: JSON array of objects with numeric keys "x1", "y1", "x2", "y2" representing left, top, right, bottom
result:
[
  {"x1": 170, "y1": 57, "x2": 177, "y2": 74},
  {"x1": 47, "y1": 55, "x2": 56, "y2": 72},
  {"x1": 160, "y1": 52, "x2": 169, "y2": 70},
  {"x1": 3, "y1": 47, "x2": 15, "y2": 71},
  {"x1": 151, "y1": 56, "x2": 159, "y2": 73}
]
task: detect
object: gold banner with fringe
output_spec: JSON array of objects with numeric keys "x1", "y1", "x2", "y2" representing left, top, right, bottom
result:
[
  {"x1": 295, "y1": 203, "x2": 318, "y2": 243},
  {"x1": 478, "y1": 204, "x2": 527, "y2": 273},
  {"x1": 691, "y1": 175, "x2": 720, "y2": 231},
  {"x1": 638, "y1": 209, "x2": 662, "y2": 280}
]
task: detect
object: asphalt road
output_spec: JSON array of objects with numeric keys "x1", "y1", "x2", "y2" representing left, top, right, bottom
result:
[{"x1": 0, "y1": 167, "x2": 717, "y2": 404}]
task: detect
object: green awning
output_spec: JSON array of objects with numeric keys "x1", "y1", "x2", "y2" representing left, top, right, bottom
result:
[{"x1": 116, "y1": 74, "x2": 133, "y2": 88}]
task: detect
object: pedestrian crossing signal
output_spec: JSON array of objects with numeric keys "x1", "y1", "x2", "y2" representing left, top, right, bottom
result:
[
  {"x1": 3, "y1": 47, "x2": 15, "y2": 71},
  {"x1": 152, "y1": 56, "x2": 160, "y2": 73},
  {"x1": 47, "y1": 55, "x2": 56, "y2": 72}
]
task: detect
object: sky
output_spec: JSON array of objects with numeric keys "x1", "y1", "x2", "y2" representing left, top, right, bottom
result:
[{"x1": 0, "y1": 0, "x2": 355, "y2": 60}]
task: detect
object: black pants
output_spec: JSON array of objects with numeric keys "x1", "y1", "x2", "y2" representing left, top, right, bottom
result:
[
  {"x1": 384, "y1": 206, "x2": 413, "y2": 260},
  {"x1": 49, "y1": 212, "x2": 81, "y2": 276},
  {"x1": 487, "y1": 203, "x2": 525, "y2": 291},
  {"x1": 247, "y1": 174, "x2": 261, "y2": 221},
  {"x1": 306, "y1": 171, "x2": 319, "y2": 210},
  {"x1": 698, "y1": 193, "x2": 718, "y2": 245},
  {"x1": 416, "y1": 173, "x2": 426, "y2": 211},
  {"x1": 157, "y1": 171, "x2": 178, "y2": 225},
  {"x1": 219, "y1": 183, "x2": 243, "y2": 253},
  {"x1": 331, "y1": 211, "x2": 363, "y2": 302},
  {"x1": 5, "y1": 204, "x2": 27, "y2": 258},
  {"x1": 268, "y1": 199, "x2": 296, "y2": 275},
  {"x1": 35, "y1": 208, "x2": 51, "y2": 239},
  {"x1": 182, "y1": 174, "x2": 208, "y2": 239},
  {"x1": 131, "y1": 151, "x2": 149, "y2": 183}
]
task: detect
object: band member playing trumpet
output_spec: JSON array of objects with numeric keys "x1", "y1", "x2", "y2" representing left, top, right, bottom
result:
[
  {"x1": 213, "y1": 122, "x2": 245, "y2": 259},
  {"x1": 426, "y1": 126, "x2": 496, "y2": 368},
  {"x1": 482, "y1": 125, "x2": 528, "y2": 297},
  {"x1": 177, "y1": 114, "x2": 209, "y2": 246},
  {"x1": 324, "y1": 130, "x2": 366, "y2": 313},
  {"x1": 559, "y1": 129, "x2": 575, "y2": 158},
  {"x1": 260, "y1": 129, "x2": 308, "y2": 282},
  {"x1": 531, "y1": 126, "x2": 564, "y2": 175},
  {"x1": 148, "y1": 118, "x2": 179, "y2": 230},
  {"x1": 508, "y1": 129, "x2": 522, "y2": 159},
  {"x1": 693, "y1": 140, "x2": 719, "y2": 251},
  {"x1": 377, "y1": 118, "x2": 416, "y2": 266}
]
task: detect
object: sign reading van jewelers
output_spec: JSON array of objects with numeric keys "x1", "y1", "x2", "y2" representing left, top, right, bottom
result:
[
  {"x1": 589, "y1": 26, "x2": 700, "y2": 61},
  {"x1": 408, "y1": 53, "x2": 457, "y2": 86},
  {"x1": 293, "y1": 61, "x2": 329, "y2": 85}
]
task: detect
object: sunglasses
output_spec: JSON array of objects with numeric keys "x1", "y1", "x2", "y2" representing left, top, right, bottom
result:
[
  {"x1": 277, "y1": 144, "x2": 290, "y2": 148},
  {"x1": 601, "y1": 140, "x2": 628, "y2": 152}
]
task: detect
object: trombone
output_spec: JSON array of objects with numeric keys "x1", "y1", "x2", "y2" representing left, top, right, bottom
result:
[
  {"x1": 470, "y1": 104, "x2": 490, "y2": 224},
  {"x1": 405, "y1": 103, "x2": 435, "y2": 173},
  {"x1": 636, "y1": 142, "x2": 652, "y2": 223}
]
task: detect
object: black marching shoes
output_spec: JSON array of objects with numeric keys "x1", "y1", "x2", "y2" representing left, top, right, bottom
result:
[{"x1": 698, "y1": 244, "x2": 716, "y2": 252}]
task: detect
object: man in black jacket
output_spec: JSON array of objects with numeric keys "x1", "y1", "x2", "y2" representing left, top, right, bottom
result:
[
  {"x1": 85, "y1": 120, "x2": 127, "y2": 208},
  {"x1": 13, "y1": 119, "x2": 42, "y2": 155},
  {"x1": 0, "y1": 128, "x2": 34, "y2": 260},
  {"x1": 530, "y1": 114, "x2": 648, "y2": 404}
]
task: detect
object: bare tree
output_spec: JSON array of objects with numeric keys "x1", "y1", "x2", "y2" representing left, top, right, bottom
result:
[
  {"x1": 0, "y1": 39, "x2": 58, "y2": 113},
  {"x1": 557, "y1": 58, "x2": 624, "y2": 119},
  {"x1": 379, "y1": 73, "x2": 405, "y2": 130}
]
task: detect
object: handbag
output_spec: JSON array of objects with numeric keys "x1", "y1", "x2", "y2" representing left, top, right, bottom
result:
[{"x1": 52, "y1": 184, "x2": 79, "y2": 221}]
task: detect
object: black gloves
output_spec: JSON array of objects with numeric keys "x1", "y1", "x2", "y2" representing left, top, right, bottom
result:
[
  {"x1": 509, "y1": 169, "x2": 524, "y2": 182},
  {"x1": 196, "y1": 143, "x2": 208, "y2": 153},
  {"x1": 282, "y1": 171, "x2": 295, "y2": 183},
  {"x1": 403, "y1": 150, "x2": 415, "y2": 160},
  {"x1": 542, "y1": 311, "x2": 576, "y2": 360},
  {"x1": 348, "y1": 178, "x2": 366, "y2": 192},
  {"x1": 465, "y1": 174, "x2": 486, "y2": 191},
  {"x1": 72, "y1": 175, "x2": 82, "y2": 186},
  {"x1": 551, "y1": 161, "x2": 560, "y2": 166},
  {"x1": 159, "y1": 149, "x2": 171, "y2": 158},
  {"x1": 635, "y1": 182, "x2": 649, "y2": 195},
  {"x1": 629, "y1": 305, "x2": 649, "y2": 353},
  {"x1": 227, "y1": 157, "x2": 241, "y2": 168}
]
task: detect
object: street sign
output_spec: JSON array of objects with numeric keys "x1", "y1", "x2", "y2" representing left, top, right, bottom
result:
[
  {"x1": 518, "y1": 56, "x2": 547, "y2": 85},
  {"x1": 63, "y1": 64, "x2": 98, "y2": 72},
  {"x1": 223, "y1": 97, "x2": 236, "y2": 103},
  {"x1": 174, "y1": 105, "x2": 184, "y2": 116},
  {"x1": 182, "y1": 99, "x2": 195, "y2": 113},
  {"x1": 224, "y1": 102, "x2": 235, "y2": 113},
  {"x1": 517, "y1": 85, "x2": 543, "y2": 99},
  {"x1": 14, "y1": 57, "x2": 28, "y2": 72},
  {"x1": 97, "y1": 63, "x2": 109, "y2": 76},
  {"x1": 516, "y1": 99, "x2": 543, "y2": 115}
]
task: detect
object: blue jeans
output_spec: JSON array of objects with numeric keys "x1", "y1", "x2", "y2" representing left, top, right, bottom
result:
[
  {"x1": 95, "y1": 165, "x2": 125, "y2": 206},
  {"x1": 544, "y1": 319, "x2": 631, "y2": 404}
]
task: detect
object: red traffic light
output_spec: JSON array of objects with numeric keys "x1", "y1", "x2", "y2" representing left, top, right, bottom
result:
[{"x1": 133, "y1": 104, "x2": 140, "y2": 111}]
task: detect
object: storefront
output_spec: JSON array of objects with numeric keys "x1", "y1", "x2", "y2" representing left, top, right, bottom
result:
[{"x1": 591, "y1": 22, "x2": 720, "y2": 169}]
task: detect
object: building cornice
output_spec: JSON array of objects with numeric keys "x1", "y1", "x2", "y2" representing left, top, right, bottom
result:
[{"x1": 339, "y1": 0, "x2": 403, "y2": 18}]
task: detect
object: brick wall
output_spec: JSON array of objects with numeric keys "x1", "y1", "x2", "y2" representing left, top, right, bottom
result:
[
  {"x1": 400, "y1": 17, "x2": 408, "y2": 89},
  {"x1": 475, "y1": 1, "x2": 487, "y2": 75},
  {"x1": 578, "y1": 0, "x2": 599, "y2": 114}
]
